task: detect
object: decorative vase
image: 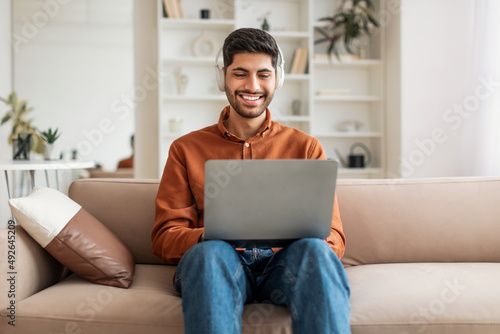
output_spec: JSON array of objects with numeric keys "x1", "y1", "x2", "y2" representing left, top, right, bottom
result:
[
  {"x1": 12, "y1": 134, "x2": 31, "y2": 160},
  {"x1": 43, "y1": 143, "x2": 59, "y2": 160}
]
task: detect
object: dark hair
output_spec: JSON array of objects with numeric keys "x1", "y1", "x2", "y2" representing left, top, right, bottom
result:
[{"x1": 222, "y1": 28, "x2": 279, "y2": 70}]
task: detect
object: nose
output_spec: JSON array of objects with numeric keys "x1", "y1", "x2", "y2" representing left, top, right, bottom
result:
[{"x1": 244, "y1": 74, "x2": 260, "y2": 92}]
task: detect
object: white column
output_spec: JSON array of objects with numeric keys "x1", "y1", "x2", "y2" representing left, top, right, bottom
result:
[
  {"x1": 384, "y1": 0, "x2": 402, "y2": 178},
  {"x1": 134, "y1": 0, "x2": 159, "y2": 179}
]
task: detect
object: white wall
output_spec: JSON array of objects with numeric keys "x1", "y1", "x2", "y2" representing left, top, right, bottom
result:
[
  {"x1": 400, "y1": 0, "x2": 475, "y2": 177},
  {"x1": 11, "y1": 0, "x2": 134, "y2": 172},
  {"x1": 0, "y1": 0, "x2": 12, "y2": 229},
  {"x1": 0, "y1": 0, "x2": 135, "y2": 229},
  {"x1": 0, "y1": 1, "x2": 12, "y2": 160}
]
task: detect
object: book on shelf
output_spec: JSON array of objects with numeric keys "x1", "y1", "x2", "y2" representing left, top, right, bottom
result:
[
  {"x1": 161, "y1": 0, "x2": 168, "y2": 17},
  {"x1": 163, "y1": 0, "x2": 173, "y2": 18},
  {"x1": 290, "y1": 48, "x2": 308, "y2": 74},
  {"x1": 289, "y1": 48, "x2": 300, "y2": 74},
  {"x1": 163, "y1": 0, "x2": 184, "y2": 18},
  {"x1": 176, "y1": 0, "x2": 184, "y2": 18},
  {"x1": 297, "y1": 48, "x2": 308, "y2": 74}
]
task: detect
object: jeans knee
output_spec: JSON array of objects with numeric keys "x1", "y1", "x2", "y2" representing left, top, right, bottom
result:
[
  {"x1": 295, "y1": 237, "x2": 326, "y2": 248},
  {"x1": 283, "y1": 239, "x2": 349, "y2": 292},
  {"x1": 176, "y1": 240, "x2": 243, "y2": 292},
  {"x1": 290, "y1": 238, "x2": 331, "y2": 257},
  {"x1": 188, "y1": 239, "x2": 232, "y2": 255},
  {"x1": 183, "y1": 240, "x2": 243, "y2": 269},
  {"x1": 284, "y1": 238, "x2": 344, "y2": 273}
]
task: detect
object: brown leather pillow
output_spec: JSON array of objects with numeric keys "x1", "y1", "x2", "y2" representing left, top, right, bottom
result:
[{"x1": 9, "y1": 187, "x2": 135, "y2": 288}]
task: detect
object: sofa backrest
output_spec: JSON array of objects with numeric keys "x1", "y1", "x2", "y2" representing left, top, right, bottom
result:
[
  {"x1": 337, "y1": 177, "x2": 500, "y2": 266},
  {"x1": 69, "y1": 177, "x2": 500, "y2": 266},
  {"x1": 69, "y1": 178, "x2": 164, "y2": 265}
]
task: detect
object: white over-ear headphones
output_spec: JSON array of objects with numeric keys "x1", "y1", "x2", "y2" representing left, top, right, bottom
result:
[{"x1": 215, "y1": 45, "x2": 285, "y2": 92}]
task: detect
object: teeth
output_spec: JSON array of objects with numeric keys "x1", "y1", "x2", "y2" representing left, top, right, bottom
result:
[{"x1": 242, "y1": 95, "x2": 260, "y2": 101}]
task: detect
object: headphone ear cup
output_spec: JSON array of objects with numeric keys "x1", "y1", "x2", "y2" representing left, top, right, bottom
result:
[
  {"x1": 275, "y1": 45, "x2": 285, "y2": 90},
  {"x1": 276, "y1": 65, "x2": 284, "y2": 89},
  {"x1": 215, "y1": 66, "x2": 225, "y2": 92},
  {"x1": 214, "y1": 47, "x2": 225, "y2": 92}
]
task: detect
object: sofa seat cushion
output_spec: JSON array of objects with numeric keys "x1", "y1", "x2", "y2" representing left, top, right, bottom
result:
[
  {"x1": 6, "y1": 264, "x2": 291, "y2": 334},
  {"x1": 347, "y1": 262, "x2": 500, "y2": 334}
]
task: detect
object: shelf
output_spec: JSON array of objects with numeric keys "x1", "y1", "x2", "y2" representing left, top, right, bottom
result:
[
  {"x1": 162, "y1": 18, "x2": 235, "y2": 29},
  {"x1": 313, "y1": 58, "x2": 382, "y2": 67},
  {"x1": 314, "y1": 95, "x2": 381, "y2": 102},
  {"x1": 163, "y1": 95, "x2": 227, "y2": 102},
  {"x1": 157, "y1": 0, "x2": 386, "y2": 178},
  {"x1": 270, "y1": 31, "x2": 309, "y2": 39},
  {"x1": 314, "y1": 132, "x2": 382, "y2": 138},
  {"x1": 338, "y1": 167, "x2": 383, "y2": 175}
]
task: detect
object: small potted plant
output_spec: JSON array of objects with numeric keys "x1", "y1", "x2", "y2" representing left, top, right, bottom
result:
[
  {"x1": 315, "y1": 0, "x2": 380, "y2": 61},
  {"x1": 1, "y1": 91, "x2": 44, "y2": 159},
  {"x1": 39, "y1": 127, "x2": 61, "y2": 160}
]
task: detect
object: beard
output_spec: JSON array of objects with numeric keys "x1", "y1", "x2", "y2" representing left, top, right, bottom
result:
[{"x1": 225, "y1": 86, "x2": 274, "y2": 119}]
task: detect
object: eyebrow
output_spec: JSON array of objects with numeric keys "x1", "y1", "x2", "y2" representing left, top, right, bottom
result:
[{"x1": 231, "y1": 67, "x2": 273, "y2": 73}]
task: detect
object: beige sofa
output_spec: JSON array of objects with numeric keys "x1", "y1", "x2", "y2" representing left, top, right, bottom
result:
[{"x1": 2, "y1": 177, "x2": 500, "y2": 333}]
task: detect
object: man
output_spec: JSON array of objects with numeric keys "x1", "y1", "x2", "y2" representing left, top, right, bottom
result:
[{"x1": 152, "y1": 28, "x2": 350, "y2": 334}]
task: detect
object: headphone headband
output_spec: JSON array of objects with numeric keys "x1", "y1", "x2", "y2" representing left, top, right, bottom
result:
[{"x1": 215, "y1": 45, "x2": 285, "y2": 92}]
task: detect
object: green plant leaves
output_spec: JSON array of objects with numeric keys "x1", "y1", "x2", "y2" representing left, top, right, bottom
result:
[
  {"x1": 314, "y1": 0, "x2": 380, "y2": 61},
  {"x1": 1, "y1": 113, "x2": 11, "y2": 125},
  {"x1": 1, "y1": 90, "x2": 41, "y2": 152},
  {"x1": 40, "y1": 127, "x2": 61, "y2": 144}
]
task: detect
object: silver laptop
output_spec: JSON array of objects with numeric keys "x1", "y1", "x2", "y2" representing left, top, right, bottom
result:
[{"x1": 203, "y1": 159, "x2": 338, "y2": 248}]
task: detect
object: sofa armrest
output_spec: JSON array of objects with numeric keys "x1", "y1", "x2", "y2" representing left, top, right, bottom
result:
[{"x1": 0, "y1": 225, "x2": 67, "y2": 309}]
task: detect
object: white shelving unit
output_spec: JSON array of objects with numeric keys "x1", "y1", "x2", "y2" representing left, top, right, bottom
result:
[{"x1": 157, "y1": 0, "x2": 386, "y2": 178}]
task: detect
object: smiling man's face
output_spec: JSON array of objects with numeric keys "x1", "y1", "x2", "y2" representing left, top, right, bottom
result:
[{"x1": 224, "y1": 52, "x2": 277, "y2": 119}]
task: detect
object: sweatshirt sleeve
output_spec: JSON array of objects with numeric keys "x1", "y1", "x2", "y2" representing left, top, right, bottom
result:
[
  {"x1": 151, "y1": 142, "x2": 204, "y2": 264},
  {"x1": 308, "y1": 138, "x2": 347, "y2": 259}
]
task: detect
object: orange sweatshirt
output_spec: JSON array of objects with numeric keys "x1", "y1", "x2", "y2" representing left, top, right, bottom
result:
[{"x1": 152, "y1": 106, "x2": 346, "y2": 264}]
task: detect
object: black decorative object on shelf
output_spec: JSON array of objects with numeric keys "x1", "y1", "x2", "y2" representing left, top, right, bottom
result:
[
  {"x1": 12, "y1": 133, "x2": 32, "y2": 160},
  {"x1": 200, "y1": 9, "x2": 210, "y2": 19},
  {"x1": 261, "y1": 18, "x2": 269, "y2": 31},
  {"x1": 258, "y1": 11, "x2": 271, "y2": 31}
]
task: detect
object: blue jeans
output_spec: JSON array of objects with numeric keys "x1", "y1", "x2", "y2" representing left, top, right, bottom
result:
[{"x1": 174, "y1": 238, "x2": 351, "y2": 334}]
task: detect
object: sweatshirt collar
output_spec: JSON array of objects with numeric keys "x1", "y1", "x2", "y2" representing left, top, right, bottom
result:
[{"x1": 218, "y1": 106, "x2": 272, "y2": 142}]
